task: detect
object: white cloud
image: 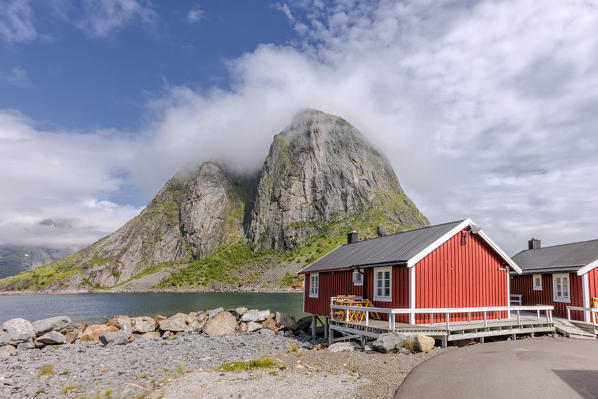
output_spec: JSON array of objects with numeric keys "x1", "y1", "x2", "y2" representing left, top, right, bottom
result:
[
  {"x1": 76, "y1": 0, "x2": 157, "y2": 37},
  {"x1": 2, "y1": 0, "x2": 598, "y2": 255},
  {"x1": 0, "y1": 66, "x2": 32, "y2": 87},
  {"x1": 186, "y1": 7, "x2": 203, "y2": 24},
  {"x1": 274, "y1": 3, "x2": 293, "y2": 22},
  {"x1": 0, "y1": 0, "x2": 36, "y2": 43}
]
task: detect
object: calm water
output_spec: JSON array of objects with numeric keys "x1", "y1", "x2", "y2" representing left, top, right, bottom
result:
[{"x1": 0, "y1": 292, "x2": 305, "y2": 324}]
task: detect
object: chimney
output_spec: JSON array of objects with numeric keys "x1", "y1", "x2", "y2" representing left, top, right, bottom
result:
[
  {"x1": 347, "y1": 231, "x2": 359, "y2": 244},
  {"x1": 528, "y1": 238, "x2": 541, "y2": 250}
]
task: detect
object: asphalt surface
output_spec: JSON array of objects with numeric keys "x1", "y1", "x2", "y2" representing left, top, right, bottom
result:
[{"x1": 396, "y1": 338, "x2": 598, "y2": 399}]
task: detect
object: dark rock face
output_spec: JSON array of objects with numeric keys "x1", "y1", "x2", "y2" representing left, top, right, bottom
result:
[{"x1": 246, "y1": 109, "x2": 428, "y2": 250}]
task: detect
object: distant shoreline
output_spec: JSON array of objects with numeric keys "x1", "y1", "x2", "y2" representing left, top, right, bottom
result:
[{"x1": 0, "y1": 287, "x2": 303, "y2": 296}]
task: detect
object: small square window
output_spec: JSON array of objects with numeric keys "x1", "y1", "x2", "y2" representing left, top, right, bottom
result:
[
  {"x1": 553, "y1": 274, "x2": 570, "y2": 303},
  {"x1": 532, "y1": 275, "x2": 542, "y2": 291},
  {"x1": 373, "y1": 267, "x2": 392, "y2": 302},
  {"x1": 352, "y1": 270, "x2": 363, "y2": 286}
]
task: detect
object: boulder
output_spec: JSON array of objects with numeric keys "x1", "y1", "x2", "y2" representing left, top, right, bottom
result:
[
  {"x1": 64, "y1": 329, "x2": 82, "y2": 344},
  {"x1": 296, "y1": 316, "x2": 312, "y2": 331},
  {"x1": 154, "y1": 315, "x2": 166, "y2": 324},
  {"x1": 328, "y1": 342, "x2": 357, "y2": 353},
  {"x1": 237, "y1": 322, "x2": 247, "y2": 332},
  {"x1": 185, "y1": 314, "x2": 208, "y2": 334},
  {"x1": 159, "y1": 315, "x2": 186, "y2": 332},
  {"x1": 246, "y1": 321, "x2": 262, "y2": 332},
  {"x1": 203, "y1": 311, "x2": 236, "y2": 336},
  {"x1": 262, "y1": 318, "x2": 278, "y2": 332},
  {"x1": 106, "y1": 315, "x2": 133, "y2": 329},
  {"x1": 258, "y1": 328, "x2": 275, "y2": 337},
  {"x1": 32, "y1": 316, "x2": 71, "y2": 336},
  {"x1": 371, "y1": 332, "x2": 409, "y2": 353},
  {"x1": 81, "y1": 325, "x2": 118, "y2": 341},
  {"x1": 132, "y1": 317, "x2": 156, "y2": 333},
  {"x1": 17, "y1": 340, "x2": 35, "y2": 351},
  {"x1": 142, "y1": 331, "x2": 161, "y2": 339},
  {"x1": 0, "y1": 318, "x2": 35, "y2": 345},
  {"x1": 60, "y1": 322, "x2": 87, "y2": 335},
  {"x1": 234, "y1": 307, "x2": 248, "y2": 316},
  {"x1": 0, "y1": 345, "x2": 16, "y2": 358},
  {"x1": 37, "y1": 331, "x2": 66, "y2": 345},
  {"x1": 99, "y1": 327, "x2": 132, "y2": 346},
  {"x1": 403, "y1": 335, "x2": 435, "y2": 352},
  {"x1": 208, "y1": 307, "x2": 224, "y2": 319},
  {"x1": 185, "y1": 312, "x2": 197, "y2": 325},
  {"x1": 240, "y1": 309, "x2": 270, "y2": 322},
  {"x1": 276, "y1": 313, "x2": 298, "y2": 330}
]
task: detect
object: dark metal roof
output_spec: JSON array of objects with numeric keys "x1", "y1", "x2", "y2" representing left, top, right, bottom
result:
[
  {"x1": 299, "y1": 220, "x2": 465, "y2": 273},
  {"x1": 512, "y1": 239, "x2": 598, "y2": 275}
]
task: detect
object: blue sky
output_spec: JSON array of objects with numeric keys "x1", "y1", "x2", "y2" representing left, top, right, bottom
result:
[
  {"x1": 0, "y1": 1, "x2": 296, "y2": 131},
  {"x1": 1, "y1": 0, "x2": 597, "y2": 254}
]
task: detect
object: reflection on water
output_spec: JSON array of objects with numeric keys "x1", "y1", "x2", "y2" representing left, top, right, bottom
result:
[{"x1": 0, "y1": 292, "x2": 305, "y2": 324}]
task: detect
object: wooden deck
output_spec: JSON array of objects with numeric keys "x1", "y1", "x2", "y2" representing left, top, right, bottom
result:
[{"x1": 329, "y1": 313, "x2": 556, "y2": 347}]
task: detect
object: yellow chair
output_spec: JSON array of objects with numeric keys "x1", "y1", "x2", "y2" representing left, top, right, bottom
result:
[{"x1": 593, "y1": 297, "x2": 598, "y2": 308}]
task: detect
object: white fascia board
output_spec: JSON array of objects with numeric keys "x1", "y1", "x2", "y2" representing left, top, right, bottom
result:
[
  {"x1": 406, "y1": 219, "x2": 471, "y2": 268},
  {"x1": 406, "y1": 218, "x2": 523, "y2": 274},
  {"x1": 297, "y1": 244, "x2": 343, "y2": 274},
  {"x1": 577, "y1": 258, "x2": 598, "y2": 276}
]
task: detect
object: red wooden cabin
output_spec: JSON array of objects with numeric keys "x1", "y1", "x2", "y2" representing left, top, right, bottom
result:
[
  {"x1": 511, "y1": 238, "x2": 598, "y2": 321},
  {"x1": 298, "y1": 219, "x2": 522, "y2": 325}
]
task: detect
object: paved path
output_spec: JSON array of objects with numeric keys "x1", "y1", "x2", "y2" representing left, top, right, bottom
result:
[{"x1": 396, "y1": 338, "x2": 598, "y2": 399}]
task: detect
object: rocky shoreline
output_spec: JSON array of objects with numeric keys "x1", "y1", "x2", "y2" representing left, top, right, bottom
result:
[
  {"x1": 1, "y1": 307, "x2": 442, "y2": 398},
  {"x1": 0, "y1": 287, "x2": 303, "y2": 296}
]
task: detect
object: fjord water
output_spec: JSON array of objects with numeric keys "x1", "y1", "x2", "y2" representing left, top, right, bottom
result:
[{"x1": 0, "y1": 292, "x2": 304, "y2": 324}]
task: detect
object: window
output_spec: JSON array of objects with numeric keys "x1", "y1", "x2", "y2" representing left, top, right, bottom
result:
[
  {"x1": 373, "y1": 267, "x2": 392, "y2": 301},
  {"x1": 309, "y1": 273, "x2": 319, "y2": 298},
  {"x1": 533, "y1": 274, "x2": 542, "y2": 291},
  {"x1": 553, "y1": 274, "x2": 570, "y2": 303},
  {"x1": 352, "y1": 270, "x2": 363, "y2": 286}
]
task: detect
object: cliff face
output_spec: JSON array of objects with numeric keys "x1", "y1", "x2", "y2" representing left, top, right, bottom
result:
[
  {"x1": 246, "y1": 109, "x2": 428, "y2": 250},
  {"x1": 0, "y1": 109, "x2": 429, "y2": 290}
]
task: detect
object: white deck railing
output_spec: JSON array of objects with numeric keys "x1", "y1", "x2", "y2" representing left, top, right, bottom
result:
[
  {"x1": 510, "y1": 294, "x2": 522, "y2": 306},
  {"x1": 329, "y1": 297, "x2": 553, "y2": 330},
  {"x1": 567, "y1": 306, "x2": 598, "y2": 327}
]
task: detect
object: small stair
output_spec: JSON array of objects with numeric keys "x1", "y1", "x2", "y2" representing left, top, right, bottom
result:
[{"x1": 554, "y1": 318, "x2": 597, "y2": 340}]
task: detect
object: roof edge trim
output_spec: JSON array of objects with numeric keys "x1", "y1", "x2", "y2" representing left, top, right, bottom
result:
[
  {"x1": 297, "y1": 244, "x2": 343, "y2": 274},
  {"x1": 577, "y1": 258, "x2": 598, "y2": 276}
]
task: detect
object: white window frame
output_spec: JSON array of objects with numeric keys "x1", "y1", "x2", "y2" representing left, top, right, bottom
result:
[
  {"x1": 309, "y1": 273, "x2": 319, "y2": 298},
  {"x1": 373, "y1": 266, "x2": 392, "y2": 302},
  {"x1": 532, "y1": 274, "x2": 542, "y2": 291},
  {"x1": 553, "y1": 273, "x2": 570, "y2": 303},
  {"x1": 352, "y1": 270, "x2": 363, "y2": 286}
]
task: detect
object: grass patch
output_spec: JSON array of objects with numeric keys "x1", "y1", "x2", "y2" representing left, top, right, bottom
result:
[
  {"x1": 288, "y1": 343, "x2": 299, "y2": 353},
  {"x1": 38, "y1": 364, "x2": 55, "y2": 377},
  {"x1": 62, "y1": 369, "x2": 69, "y2": 375},
  {"x1": 61, "y1": 385, "x2": 78, "y2": 394},
  {"x1": 219, "y1": 357, "x2": 278, "y2": 372},
  {"x1": 175, "y1": 363, "x2": 186, "y2": 377}
]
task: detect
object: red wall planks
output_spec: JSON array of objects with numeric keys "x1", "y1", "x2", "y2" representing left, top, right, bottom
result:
[
  {"x1": 510, "y1": 273, "x2": 585, "y2": 319},
  {"x1": 589, "y1": 268, "x2": 598, "y2": 306},
  {"x1": 414, "y1": 232, "x2": 509, "y2": 323}
]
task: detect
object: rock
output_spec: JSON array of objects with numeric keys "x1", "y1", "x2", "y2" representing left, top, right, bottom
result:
[
  {"x1": 246, "y1": 321, "x2": 262, "y2": 332},
  {"x1": 262, "y1": 318, "x2": 278, "y2": 332},
  {"x1": 106, "y1": 315, "x2": 133, "y2": 329},
  {"x1": 240, "y1": 309, "x2": 270, "y2": 322},
  {"x1": 234, "y1": 307, "x2": 248, "y2": 316},
  {"x1": 99, "y1": 327, "x2": 132, "y2": 346},
  {"x1": 131, "y1": 317, "x2": 156, "y2": 333},
  {"x1": 115, "y1": 382, "x2": 148, "y2": 399},
  {"x1": 296, "y1": 316, "x2": 312, "y2": 331},
  {"x1": 37, "y1": 331, "x2": 66, "y2": 345},
  {"x1": 0, "y1": 318, "x2": 35, "y2": 345},
  {"x1": 81, "y1": 325, "x2": 119, "y2": 341},
  {"x1": 0, "y1": 345, "x2": 16, "y2": 357},
  {"x1": 372, "y1": 332, "x2": 409, "y2": 353},
  {"x1": 154, "y1": 315, "x2": 167, "y2": 324},
  {"x1": 17, "y1": 340, "x2": 35, "y2": 351},
  {"x1": 284, "y1": 330, "x2": 295, "y2": 338},
  {"x1": 64, "y1": 329, "x2": 82, "y2": 344},
  {"x1": 377, "y1": 224, "x2": 391, "y2": 237},
  {"x1": 403, "y1": 335, "x2": 435, "y2": 352},
  {"x1": 185, "y1": 312, "x2": 197, "y2": 325},
  {"x1": 32, "y1": 316, "x2": 72, "y2": 336},
  {"x1": 159, "y1": 315, "x2": 186, "y2": 332},
  {"x1": 208, "y1": 307, "x2": 224, "y2": 319},
  {"x1": 328, "y1": 342, "x2": 356, "y2": 353},
  {"x1": 185, "y1": 314, "x2": 208, "y2": 334},
  {"x1": 142, "y1": 331, "x2": 161, "y2": 339},
  {"x1": 203, "y1": 311, "x2": 236, "y2": 336},
  {"x1": 246, "y1": 109, "x2": 429, "y2": 251},
  {"x1": 60, "y1": 322, "x2": 87, "y2": 335},
  {"x1": 276, "y1": 313, "x2": 298, "y2": 330},
  {"x1": 237, "y1": 322, "x2": 247, "y2": 332},
  {"x1": 258, "y1": 328, "x2": 275, "y2": 337}
]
